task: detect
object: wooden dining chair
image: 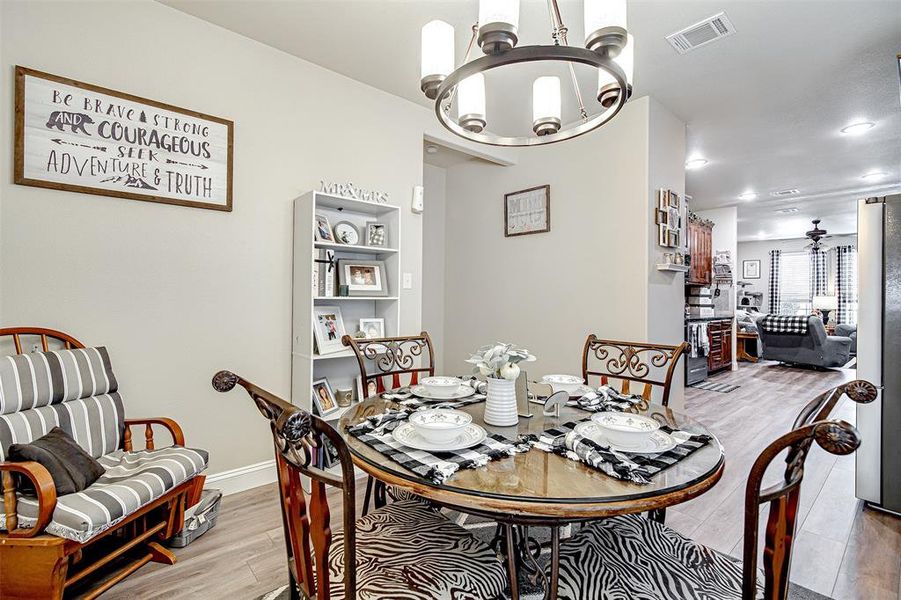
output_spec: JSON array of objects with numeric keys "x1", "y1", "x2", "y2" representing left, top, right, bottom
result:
[
  {"x1": 342, "y1": 331, "x2": 435, "y2": 512},
  {"x1": 581, "y1": 335, "x2": 689, "y2": 408},
  {"x1": 212, "y1": 370, "x2": 508, "y2": 600},
  {"x1": 342, "y1": 331, "x2": 435, "y2": 394},
  {"x1": 550, "y1": 379, "x2": 878, "y2": 600}
]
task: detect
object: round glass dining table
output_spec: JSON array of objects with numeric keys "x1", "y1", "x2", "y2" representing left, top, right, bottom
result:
[{"x1": 338, "y1": 396, "x2": 725, "y2": 600}]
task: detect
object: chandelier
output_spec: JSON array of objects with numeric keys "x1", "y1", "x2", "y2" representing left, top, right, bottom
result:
[{"x1": 420, "y1": 0, "x2": 633, "y2": 147}]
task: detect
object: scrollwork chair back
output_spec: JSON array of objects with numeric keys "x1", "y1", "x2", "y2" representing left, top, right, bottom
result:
[
  {"x1": 581, "y1": 335, "x2": 689, "y2": 407},
  {"x1": 740, "y1": 379, "x2": 876, "y2": 600},
  {"x1": 212, "y1": 371, "x2": 356, "y2": 600},
  {"x1": 342, "y1": 331, "x2": 436, "y2": 395}
]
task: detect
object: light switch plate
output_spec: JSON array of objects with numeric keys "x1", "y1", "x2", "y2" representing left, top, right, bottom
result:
[{"x1": 402, "y1": 272, "x2": 413, "y2": 289}]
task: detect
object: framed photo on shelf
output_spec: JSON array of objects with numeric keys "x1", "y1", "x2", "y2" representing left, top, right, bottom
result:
[
  {"x1": 365, "y1": 222, "x2": 387, "y2": 247},
  {"x1": 337, "y1": 259, "x2": 388, "y2": 296},
  {"x1": 312, "y1": 378, "x2": 339, "y2": 418},
  {"x1": 312, "y1": 305, "x2": 347, "y2": 354},
  {"x1": 356, "y1": 375, "x2": 379, "y2": 402},
  {"x1": 505, "y1": 185, "x2": 550, "y2": 237},
  {"x1": 315, "y1": 214, "x2": 334, "y2": 242},
  {"x1": 333, "y1": 221, "x2": 360, "y2": 245},
  {"x1": 359, "y1": 318, "x2": 385, "y2": 339},
  {"x1": 743, "y1": 259, "x2": 761, "y2": 279}
]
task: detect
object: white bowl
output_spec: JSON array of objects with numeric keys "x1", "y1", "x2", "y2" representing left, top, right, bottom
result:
[
  {"x1": 590, "y1": 412, "x2": 660, "y2": 450},
  {"x1": 541, "y1": 374, "x2": 585, "y2": 395},
  {"x1": 421, "y1": 376, "x2": 463, "y2": 398},
  {"x1": 408, "y1": 409, "x2": 473, "y2": 445}
]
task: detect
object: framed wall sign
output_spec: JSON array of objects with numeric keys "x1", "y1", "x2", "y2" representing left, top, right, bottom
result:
[
  {"x1": 14, "y1": 66, "x2": 233, "y2": 211},
  {"x1": 742, "y1": 259, "x2": 761, "y2": 279},
  {"x1": 505, "y1": 185, "x2": 550, "y2": 237}
]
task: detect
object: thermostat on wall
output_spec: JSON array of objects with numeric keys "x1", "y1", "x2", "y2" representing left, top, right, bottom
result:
[{"x1": 412, "y1": 185, "x2": 424, "y2": 214}]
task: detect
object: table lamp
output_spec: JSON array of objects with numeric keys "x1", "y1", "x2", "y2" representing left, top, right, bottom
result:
[{"x1": 813, "y1": 295, "x2": 838, "y2": 324}]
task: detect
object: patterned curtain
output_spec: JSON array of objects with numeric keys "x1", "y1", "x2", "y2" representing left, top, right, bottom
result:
[
  {"x1": 836, "y1": 245, "x2": 858, "y2": 324},
  {"x1": 809, "y1": 247, "x2": 828, "y2": 301},
  {"x1": 768, "y1": 249, "x2": 781, "y2": 314}
]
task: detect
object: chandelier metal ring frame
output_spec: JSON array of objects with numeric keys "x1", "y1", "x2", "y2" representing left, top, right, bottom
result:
[{"x1": 434, "y1": 45, "x2": 628, "y2": 147}]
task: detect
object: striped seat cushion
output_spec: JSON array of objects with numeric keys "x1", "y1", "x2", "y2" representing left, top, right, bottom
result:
[
  {"x1": 555, "y1": 514, "x2": 763, "y2": 600},
  {"x1": 325, "y1": 499, "x2": 508, "y2": 599},
  {"x1": 0, "y1": 394, "x2": 125, "y2": 460},
  {"x1": 0, "y1": 347, "x2": 118, "y2": 415},
  {"x1": 0, "y1": 446, "x2": 207, "y2": 543}
]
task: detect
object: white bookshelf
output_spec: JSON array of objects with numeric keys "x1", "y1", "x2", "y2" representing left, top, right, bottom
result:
[{"x1": 291, "y1": 191, "x2": 401, "y2": 422}]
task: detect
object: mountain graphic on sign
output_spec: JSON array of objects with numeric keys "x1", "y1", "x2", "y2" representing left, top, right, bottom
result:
[{"x1": 100, "y1": 175, "x2": 158, "y2": 191}]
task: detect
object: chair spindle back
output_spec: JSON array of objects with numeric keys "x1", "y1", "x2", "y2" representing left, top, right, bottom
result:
[
  {"x1": 343, "y1": 331, "x2": 435, "y2": 395},
  {"x1": 212, "y1": 371, "x2": 357, "y2": 600},
  {"x1": 0, "y1": 327, "x2": 84, "y2": 355},
  {"x1": 741, "y1": 379, "x2": 877, "y2": 600},
  {"x1": 581, "y1": 336, "x2": 688, "y2": 407}
]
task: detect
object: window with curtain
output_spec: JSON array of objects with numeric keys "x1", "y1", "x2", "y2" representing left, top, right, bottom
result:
[
  {"x1": 778, "y1": 251, "x2": 812, "y2": 315},
  {"x1": 836, "y1": 245, "x2": 858, "y2": 325}
]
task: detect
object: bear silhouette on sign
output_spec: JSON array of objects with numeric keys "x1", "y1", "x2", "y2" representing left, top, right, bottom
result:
[{"x1": 45, "y1": 111, "x2": 95, "y2": 135}]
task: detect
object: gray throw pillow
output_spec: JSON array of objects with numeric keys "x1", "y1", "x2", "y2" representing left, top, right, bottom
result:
[{"x1": 8, "y1": 427, "x2": 105, "y2": 496}]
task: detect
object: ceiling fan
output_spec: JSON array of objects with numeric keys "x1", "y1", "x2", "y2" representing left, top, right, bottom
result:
[{"x1": 804, "y1": 219, "x2": 832, "y2": 251}]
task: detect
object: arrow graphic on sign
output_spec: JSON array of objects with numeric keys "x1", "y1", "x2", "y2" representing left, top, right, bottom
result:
[
  {"x1": 166, "y1": 158, "x2": 208, "y2": 170},
  {"x1": 51, "y1": 138, "x2": 107, "y2": 152}
]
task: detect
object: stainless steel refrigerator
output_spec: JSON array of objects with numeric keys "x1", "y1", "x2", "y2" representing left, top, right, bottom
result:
[{"x1": 856, "y1": 195, "x2": 901, "y2": 515}]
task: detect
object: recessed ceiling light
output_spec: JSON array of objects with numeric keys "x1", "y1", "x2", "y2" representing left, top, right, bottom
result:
[
  {"x1": 425, "y1": 144, "x2": 439, "y2": 154},
  {"x1": 685, "y1": 158, "x2": 708, "y2": 170},
  {"x1": 861, "y1": 171, "x2": 888, "y2": 181},
  {"x1": 770, "y1": 188, "x2": 800, "y2": 197},
  {"x1": 840, "y1": 121, "x2": 875, "y2": 135},
  {"x1": 738, "y1": 191, "x2": 757, "y2": 201},
  {"x1": 776, "y1": 207, "x2": 799, "y2": 214}
]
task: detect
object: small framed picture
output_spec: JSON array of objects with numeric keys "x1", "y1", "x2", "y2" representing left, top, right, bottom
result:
[
  {"x1": 337, "y1": 259, "x2": 388, "y2": 297},
  {"x1": 314, "y1": 214, "x2": 334, "y2": 242},
  {"x1": 359, "y1": 318, "x2": 385, "y2": 339},
  {"x1": 743, "y1": 259, "x2": 761, "y2": 279},
  {"x1": 312, "y1": 305, "x2": 347, "y2": 354},
  {"x1": 356, "y1": 375, "x2": 379, "y2": 401},
  {"x1": 312, "y1": 378, "x2": 339, "y2": 418},
  {"x1": 505, "y1": 185, "x2": 550, "y2": 237},
  {"x1": 333, "y1": 221, "x2": 360, "y2": 245},
  {"x1": 365, "y1": 222, "x2": 387, "y2": 247}
]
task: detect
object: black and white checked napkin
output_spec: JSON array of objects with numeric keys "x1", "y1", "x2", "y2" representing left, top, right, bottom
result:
[
  {"x1": 347, "y1": 407, "x2": 529, "y2": 485},
  {"x1": 528, "y1": 420, "x2": 712, "y2": 485},
  {"x1": 567, "y1": 385, "x2": 644, "y2": 412}
]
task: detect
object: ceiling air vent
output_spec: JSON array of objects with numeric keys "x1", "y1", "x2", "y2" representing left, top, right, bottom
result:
[
  {"x1": 771, "y1": 189, "x2": 800, "y2": 197},
  {"x1": 666, "y1": 12, "x2": 736, "y2": 55},
  {"x1": 776, "y1": 207, "x2": 800, "y2": 214}
]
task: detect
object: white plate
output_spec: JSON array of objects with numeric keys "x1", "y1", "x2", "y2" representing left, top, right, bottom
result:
[
  {"x1": 411, "y1": 384, "x2": 477, "y2": 400},
  {"x1": 392, "y1": 422, "x2": 487, "y2": 452},
  {"x1": 573, "y1": 421, "x2": 677, "y2": 454}
]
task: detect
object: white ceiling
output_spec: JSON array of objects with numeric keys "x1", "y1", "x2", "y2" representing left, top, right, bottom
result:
[{"x1": 161, "y1": 0, "x2": 901, "y2": 241}]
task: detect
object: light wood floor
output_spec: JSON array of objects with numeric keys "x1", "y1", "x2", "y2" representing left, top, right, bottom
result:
[{"x1": 106, "y1": 361, "x2": 901, "y2": 599}]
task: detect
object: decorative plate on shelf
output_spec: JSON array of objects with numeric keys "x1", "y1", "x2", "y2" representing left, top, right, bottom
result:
[
  {"x1": 333, "y1": 221, "x2": 360, "y2": 245},
  {"x1": 573, "y1": 421, "x2": 677, "y2": 454},
  {"x1": 410, "y1": 384, "x2": 477, "y2": 401},
  {"x1": 392, "y1": 422, "x2": 487, "y2": 452}
]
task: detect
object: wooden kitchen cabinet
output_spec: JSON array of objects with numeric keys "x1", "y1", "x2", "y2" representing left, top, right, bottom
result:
[
  {"x1": 707, "y1": 319, "x2": 733, "y2": 373},
  {"x1": 687, "y1": 216, "x2": 713, "y2": 285}
]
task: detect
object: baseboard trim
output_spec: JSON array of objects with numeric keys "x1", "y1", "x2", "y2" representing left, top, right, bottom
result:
[{"x1": 206, "y1": 459, "x2": 277, "y2": 496}]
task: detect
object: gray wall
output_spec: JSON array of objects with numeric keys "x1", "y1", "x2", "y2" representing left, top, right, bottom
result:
[
  {"x1": 0, "y1": 0, "x2": 434, "y2": 476},
  {"x1": 422, "y1": 164, "x2": 447, "y2": 373}
]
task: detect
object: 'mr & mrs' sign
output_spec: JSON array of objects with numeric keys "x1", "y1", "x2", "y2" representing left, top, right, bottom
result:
[{"x1": 14, "y1": 66, "x2": 234, "y2": 211}]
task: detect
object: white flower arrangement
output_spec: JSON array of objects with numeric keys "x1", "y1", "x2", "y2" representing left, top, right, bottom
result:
[{"x1": 466, "y1": 343, "x2": 536, "y2": 380}]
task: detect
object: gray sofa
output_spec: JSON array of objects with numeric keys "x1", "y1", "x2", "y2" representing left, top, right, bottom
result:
[
  {"x1": 759, "y1": 315, "x2": 852, "y2": 368},
  {"x1": 835, "y1": 323, "x2": 857, "y2": 355}
]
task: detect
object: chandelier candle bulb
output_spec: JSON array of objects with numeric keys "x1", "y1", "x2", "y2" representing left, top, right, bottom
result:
[
  {"x1": 532, "y1": 76, "x2": 562, "y2": 136},
  {"x1": 597, "y1": 33, "x2": 633, "y2": 107},
  {"x1": 457, "y1": 73, "x2": 487, "y2": 133},
  {"x1": 420, "y1": 20, "x2": 455, "y2": 99},
  {"x1": 584, "y1": 0, "x2": 628, "y2": 55},
  {"x1": 478, "y1": 0, "x2": 520, "y2": 54}
]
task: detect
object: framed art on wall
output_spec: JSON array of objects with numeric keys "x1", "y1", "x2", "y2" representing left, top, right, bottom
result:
[
  {"x1": 312, "y1": 305, "x2": 347, "y2": 354},
  {"x1": 505, "y1": 185, "x2": 550, "y2": 237},
  {"x1": 743, "y1": 259, "x2": 761, "y2": 279},
  {"x1": 337, "y1": 259, "x2": 388, "y2": 297},
  {"x1": 14, "y1": 66, "x2": 233, "y2": 211},
  {"x1": 312, "y1": 378, "x2": 339, "y2": 418}
]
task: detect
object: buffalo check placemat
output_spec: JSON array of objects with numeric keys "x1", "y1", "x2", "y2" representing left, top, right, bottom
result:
[
  {"x1": 529, "y1": 420, "x2": 712, "y2": 485},
  {"x1": 347, "y1": 408, "x2": 529, "y2": 485}
]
